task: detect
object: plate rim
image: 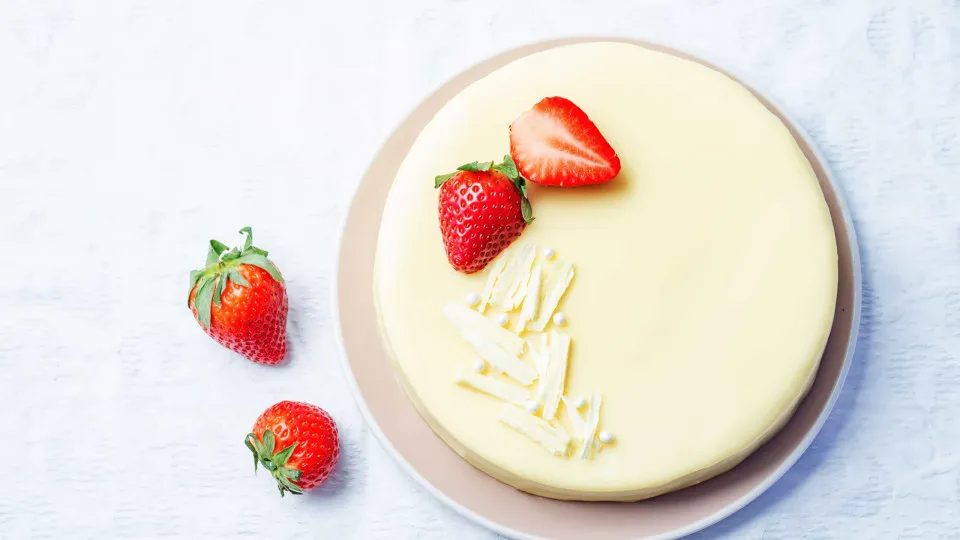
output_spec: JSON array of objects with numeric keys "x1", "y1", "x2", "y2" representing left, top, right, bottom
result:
[{"x1": 331, "y1": 36, "x2": 863, "y2": 540}]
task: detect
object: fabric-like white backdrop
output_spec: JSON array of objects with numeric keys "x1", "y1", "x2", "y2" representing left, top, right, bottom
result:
[{"x1": 1, "y1": 0, "x2": 958, "y2": 538}]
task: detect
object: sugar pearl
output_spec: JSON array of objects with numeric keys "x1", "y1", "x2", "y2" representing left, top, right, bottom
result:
[
  {"x1": 465, "y1": 291, "x2": 481, "y2": 306},
  {"x1": 552, "y1": 312, "x2": 567, "y2": 326},
  {"x1": 598, "y1": 431, "x2": 615, "y2": 444},
  {"x1": 542, "y1": 247, "x2": 556, "y2": 260},
  {"x1": 524, "y1": 400, "x2": 541, "y2": 413},
  {"x1": 495, "y1": 313, "x2": 509, "y2": 326},
  {"x1": 472, "y1": 358, "x2": 485, "y2": 373}
]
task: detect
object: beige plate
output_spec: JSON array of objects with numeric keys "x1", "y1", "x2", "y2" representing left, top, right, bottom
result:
[{"x1": 334, "y1": 38, "x2": 862, "y2": 540}]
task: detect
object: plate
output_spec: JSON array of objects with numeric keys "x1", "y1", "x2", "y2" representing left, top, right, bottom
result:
[{"x1": 334, "y1": 38, "x2": 861, "y2": 540}]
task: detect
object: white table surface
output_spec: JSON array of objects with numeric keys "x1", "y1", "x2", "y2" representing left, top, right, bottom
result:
[{"x1": 2, "y1": 0, "x2": 959, "y2": 538}]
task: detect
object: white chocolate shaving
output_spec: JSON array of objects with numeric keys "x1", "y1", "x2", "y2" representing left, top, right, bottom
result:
[
  {"x1": 561, "y1": 396, "x2": 587, "y2": 436},
  {"x1": 532, "y1": 335, "x2": 549, "y2": 377},
  {"x1": 443, "y1": 302, "x2": 525, "y2": 355},
  {"x1": 580, "y1": 392, "x2": 603, "y2": 459},
  {"x1": 475, "y1": 341, "x2": 537, "y2": 386},
  {"x1": 455, "y1": 368, "x2": 528, "y2": 405},
  {"x1": 528, "y1": 333, "x2": 550, "y2": 403},
  {"x1": 518, "y1": 261, "x2": 543, "y2": 332},
  {"x1": 498, "y1": 405, "x2": 571, "y2": 456},
  {"x1": 443, "y1": 302, "x2": 535, "y2": 384},
  {"x1": 489, "y1": 244, "x2": 536, "y2": 311},
  {"x1": 477, "y1": 255, "x2": 507, "y2": 313},
  {"x1": 539, "y1": 331, "x2": 571, "y2": 420},
  {"x1": 528, "y1": 261, "x2": 575, "y2": 332},
  {"x1": 445, "y1": 246, "x2": 611, "y2": 462}
]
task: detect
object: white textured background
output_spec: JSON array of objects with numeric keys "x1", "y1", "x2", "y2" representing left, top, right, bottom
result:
[{"x1": 1, "y1": 0, "x2": 959, "y2": 538}]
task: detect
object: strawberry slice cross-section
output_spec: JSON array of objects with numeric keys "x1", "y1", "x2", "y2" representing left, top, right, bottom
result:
[{"x1": 509, "y1": 96, "x2": 621, "y2": 187}]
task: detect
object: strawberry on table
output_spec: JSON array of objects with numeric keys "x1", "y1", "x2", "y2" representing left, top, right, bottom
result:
[
  {"x1": 187, "y1": 227, "x2": 288, "y2": 365},
  {"x1": 245, "y1": 401, "x2": 340, "y2": 496},
  {"x1": 510, "y1": 96, "x2": 621, "y2": 187},
  {"x1": 435, "y1": 156, "x2": 533, "y2": 274}
]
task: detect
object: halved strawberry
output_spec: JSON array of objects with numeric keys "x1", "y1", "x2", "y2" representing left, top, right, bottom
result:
[{"x1": 509, "y1": 96, "x2": 621, "y2": 187}]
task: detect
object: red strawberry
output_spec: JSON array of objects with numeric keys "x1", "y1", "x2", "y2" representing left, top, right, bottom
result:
[
  {"x1": 435, "y1": 156, "x2": 533, "y2": 274},
  {"x1": 188, "y1": 227, "x2": 288, "y2": 365},
  {"x1": 509, "y1": 96, "x2": 621, "y2": 187},
  {"x1": 245, "y1": 401, "x2": 340, "y2": 496}
]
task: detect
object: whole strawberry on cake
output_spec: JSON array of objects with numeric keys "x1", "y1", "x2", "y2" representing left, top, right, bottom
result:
[{"x1": 374, "y1": 42, "x2": 838, "y2": 501}]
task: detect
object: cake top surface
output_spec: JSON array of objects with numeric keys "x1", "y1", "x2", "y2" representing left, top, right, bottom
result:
[{"x1": 374, "y1": 41, "x2": 838, "y2": 495}]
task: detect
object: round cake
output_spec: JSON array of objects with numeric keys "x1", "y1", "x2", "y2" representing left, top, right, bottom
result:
[{"x1": 373, "y1": 42, "x2": 838, "y2": 501}]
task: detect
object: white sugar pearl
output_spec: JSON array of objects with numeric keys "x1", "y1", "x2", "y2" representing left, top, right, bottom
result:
[
  {"x1": 524, "y1": 400, "x2": 541, "y2": 413},
  {"x1": 495, "y1": 313, "x2": 509, "y2": 326},
  {"x1": 472, "y1": 358, "x2": 486, "y2": 373},
  {"x1": 574, "y1": 397, "x2": 587, "y2": 409},
  {"x1": 552, "y1": 312, "x2": 567, "y2": 326},
  {"x1": 598, "y1": 431, "x2": 614, "y2": 444},
  {"x1": 465, "y1": 291, "x2": 481, "y2": 306},
  {"x1": 542, "y1": 247, "x2": 556, "y2": 260}
]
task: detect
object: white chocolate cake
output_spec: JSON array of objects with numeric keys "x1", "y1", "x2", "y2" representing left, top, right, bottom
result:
[{"x1": 373, "y1": 42, "x2": 838, "y2": 501}]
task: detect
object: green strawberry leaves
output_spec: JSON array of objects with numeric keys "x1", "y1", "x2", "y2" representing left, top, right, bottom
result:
[
  {"x1": 434, "y1": 173, "x2": 455, "y2": 188},
  {"x1": 206, "y1": 243, "x2": 222, "y2": 267},
  {"x1": 188, "y1": 270, "x2": 203, "y2": 293},
  {"x1": 273, "y1": 443, "x2": 297, "y2": 466},
  {"x1": 262, "y1": 429, "x2": 276, "y2": 455},
  {"x1": 433, "y1": 159, "x2": 505, "y2": 187},
  {"x1": 493, "y1": 155, "x2": 534, "y2": 224},
  {"x1": 433, "y1": 155, "x2": 534, "y2": 223},
  {"x1": 228, "y1": 269, "x2": 250, "y2": 288},
  {"x1": 520, "y1": 196, "x2": 533, "y2": 224},
  {"x1": 194, "y1": 277, "x2": 216, "y2": 329},
  {"x1": 234, "y1": 253, "x2": 283, "y2": 282},
  {"x1": 245, "y1": 429, "x2": 305, "y2": 497},
  {"x1": 213, "y1": 275, "x2": 226, "y2": 308},
  {"x1": 458, "y1": 160, "x2": 493, "y2": 172},
  {"x1": 239, "y1": 226, "x2": 254, "y2": 250},
  {"x1": 210, "y1": 239, "x2": 229, "y2": 255},
  {"x1": 491, "y1": 155, "x2": 518, "y2": 179},
  {"x1": 188, "y1": 226, "x2": 284, "y2": 329}
]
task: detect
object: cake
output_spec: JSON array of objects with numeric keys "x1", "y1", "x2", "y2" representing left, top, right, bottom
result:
[{"x1": 373, "y1": 42, "x2": 838, "y2": 501}]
